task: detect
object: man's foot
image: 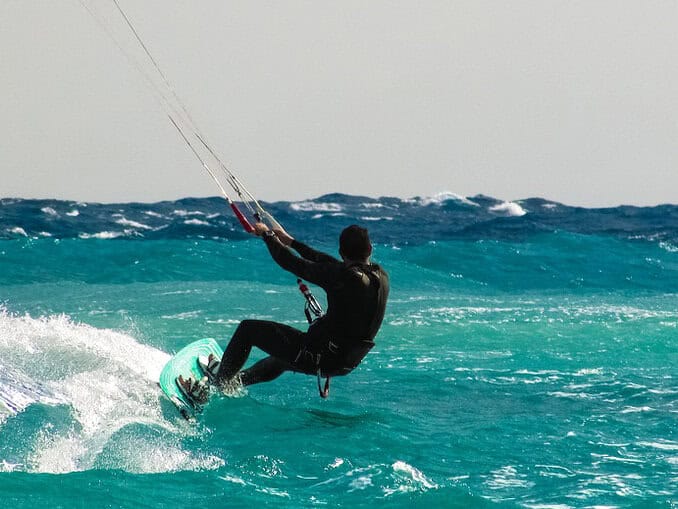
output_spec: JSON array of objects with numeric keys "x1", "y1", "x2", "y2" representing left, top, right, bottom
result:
[
  {"x1": 176, "y1": 375, "x2": 210, "y2": 405},
  {"x1": 218, "y1": 372, "x2": 246, "y2": 398},
  {"x1": 198, "y1": 353, "x2": 221, "y2": 382}
]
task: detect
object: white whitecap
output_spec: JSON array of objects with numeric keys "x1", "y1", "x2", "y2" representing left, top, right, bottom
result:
[
  {"x1": 407, "y1": 191, "x2": 479, "y2": 207},
  {"x1": 143, "y1": 210, "x2": 164, "y2": 218},
  {"x1": 41, "y1": 207, "x2": 58, "y2": 217},
  {"x1": 359, "y1": 216, "x2": 393, "y2": 222},
  {"x1": 637, "y1": 440, "x2": 678, "y2": 451},
  {"x1": 392, "y1": 461, "x2": 437, "y2": 489},
  {"x1": 79, "y1": 231, "x2": 124, "y2": 240},
  {"x1": 114, "y1": 218, "x2": 152, "y2": 230},
  {"x1": 0, "y1": 460, "x2": 21, "y2": 472},
  {"x1": 183, "y1": 219, "x2": 210, "y2": 226},
  {"x1": 66, "y1": 210, "x2": 80, "y2": 217},
  {"x1": 489, "y1": 201, "x2": 527, "y2": 217},
  {"x1": 172, "y1": 209, "x2": 206, "y2": 217},
  {"x1": 161, "y1": 311, "x2": 201, "y2": 320},
  {"x1": 290, "y1": 201, "x2": 343, "y2": 212},
  {"x1": 621, "y1": 406, "x2": 654, "y2": 414},
  {"x1": 575, "y1": 368, "x2": 603, "y2": 376},
  {"x1": 9, "y1": 227, "x2": 28, "y2": 237}
]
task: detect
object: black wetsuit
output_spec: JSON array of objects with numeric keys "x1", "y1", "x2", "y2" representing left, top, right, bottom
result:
[{"x1": 215, "y1": 233, "x2": 389, "y2": 386}]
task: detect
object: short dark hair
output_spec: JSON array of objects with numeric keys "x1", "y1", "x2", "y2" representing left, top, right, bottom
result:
[{"x1": 339, "y1": 225, "x2": 371, "y2": 260}]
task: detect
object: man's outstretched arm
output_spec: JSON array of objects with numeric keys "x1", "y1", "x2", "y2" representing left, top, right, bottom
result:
[
  {"x1": 273, "y1": 225, "x2": 339, "y2": 264},
  {"x1": 253, "y1": 223, "x2": 338, "y2": 287}
]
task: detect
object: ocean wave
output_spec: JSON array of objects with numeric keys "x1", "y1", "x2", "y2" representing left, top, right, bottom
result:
[
  {"x1": 79, "y1": 231, "x2": 125, "y2": 239},
  {"x1": 407, "y1": 191, "x2": 479, "y2": 207},
  {"x1": 359, "y1": 216, "x2": 394, "y2": 222},
  {"x1": 183, "y1": 218, "x2": 211, "y2": 226},
  {"x1": 1, "y1": 194, "x2": 676, "y2": 245},
  {"x1": 114, "y1": 217, "x2": 152, "y2": 230},
  {"x1": 8, "y1": 227, "x2": 28, "y2": 237},
  {"x1": 659, "y1": 241, "x2": 678, "y2": 252},
  {"x1": 172, "y1": 209, "x2": 207, "y2": 217},
  {"x1": 489, "y1": 201, "x2": 527, "y2": 217},
  {"x1": 290, "y1": 201, "x2": 343, "y2": 212}
]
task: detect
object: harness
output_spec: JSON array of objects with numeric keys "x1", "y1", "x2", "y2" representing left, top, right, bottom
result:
[{"x1": 295, "y1": 264, "x2": 385, "y2": 398}]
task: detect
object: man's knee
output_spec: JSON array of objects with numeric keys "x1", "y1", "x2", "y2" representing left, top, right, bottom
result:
[{"x1": 235, "y1": 319, "x2": 261, "y2": 334}]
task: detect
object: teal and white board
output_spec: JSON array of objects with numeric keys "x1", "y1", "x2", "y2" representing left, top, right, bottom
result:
[{"x1": 159, "y1": 338, "x2": 223, "y2": 419}]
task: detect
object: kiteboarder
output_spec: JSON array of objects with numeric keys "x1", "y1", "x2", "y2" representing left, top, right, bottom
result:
[{"x1": 179, "y1": 223, "x2": 388, "y2": 399}]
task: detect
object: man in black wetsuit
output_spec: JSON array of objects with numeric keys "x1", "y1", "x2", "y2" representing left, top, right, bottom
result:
[{"x1": 195, "y1": 223, "x2": 389, "y2": 395}]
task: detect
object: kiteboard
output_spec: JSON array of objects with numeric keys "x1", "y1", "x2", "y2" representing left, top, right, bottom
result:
[{"x1": 158, "y1": 338, "x2": 223, "y2": 420}]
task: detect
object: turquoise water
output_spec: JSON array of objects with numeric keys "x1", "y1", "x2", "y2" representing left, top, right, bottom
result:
[{"x1": 1, "y1": 196, "x2": 677, "y2": 508}]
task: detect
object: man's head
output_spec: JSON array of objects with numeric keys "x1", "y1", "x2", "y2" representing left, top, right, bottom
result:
[{"x1": 339, "y1": 225, "x2": 372, "y2": 262}]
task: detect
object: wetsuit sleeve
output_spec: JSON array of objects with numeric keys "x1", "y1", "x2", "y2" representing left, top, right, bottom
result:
[
  {"x1": 263, "y1": 235, "x2": 339, "y2": 288},
  {"x1": 290, "y1": 239, "x2": 340, "y2": 264}
]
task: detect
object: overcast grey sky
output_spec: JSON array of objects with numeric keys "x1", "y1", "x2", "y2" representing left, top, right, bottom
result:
[{"x1": 2, "y1": 1, "x2": 676, "y2": 206}]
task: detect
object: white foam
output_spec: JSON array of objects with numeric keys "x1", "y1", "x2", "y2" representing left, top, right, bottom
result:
[
  {"x1": 142, "y1": 210, "x2": 162, "y2": 218},
  {"x1": 359, "y1": 216, "x2": 394, "y2": 222},
  {"x1": 0, "y1": 312, "x2": 219, "y2": 474},
  {"x1": 161, "y1": 311, "x2": 201, "y2": 320},
  {"x1": 183, "y1": 218, "x2": 210, "y2": 226},
  {"x1": 328, "y1": 458, "x2": 345, "y2": 469},
  {"x1": 524, "y1": 504, "x2": 573, "y2": 509},
  {"x1": 66, "y1": 210, "x2": 80, "y2": 217},
  {"x1": 173, "y1": 209, "x2": 206, "y2": 217},
  {"x1": 575, "y1": 368, "x2": 603, "y2": 376},
  {"x1": 41, "y1": 207, "x2": 58, "y2": 217},
  {"x1": 485, "y1": 465, "x2": 534, "y2": 490},
  {"x1": 489, "y1": 201, "x2": 527, "y2": 217},
  {"x1": 79, "y1": 231, "x2": 124, "y2": 240},
  {"x1": 659, "y1": 241, "x2": 678, "y2": 253},
  {"x1": 637, "y1": 440, "x2": 678, "y2": 451},
  {"x1": 290, "y1": 201, "x2": 343, "y2": 212},
  {"x1": 391, "y1": 460, "x2": 437, "y2": 489},
  {"x1": 0, "y1": 460, "x2": 21, "y2": 472},
  {"x1": 9, "y1": 227, "x2": 27, "y2": 237},
  {"x1": 115, "y1": 218, "x2": 152, "y2": 230},
  {"x1": 620, "y1": 406, "x2": 654, "y2": 414},
  {"x1": 349, "y1": 475, "x2": 373, "y2": 491},
  {"x1": 408, "y1": 191, "x2": 479, "y2": 207}
]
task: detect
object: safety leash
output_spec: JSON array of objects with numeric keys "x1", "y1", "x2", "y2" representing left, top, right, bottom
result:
[{"x1": 297, "y1": 279, "x2": 331, "y2": 398}]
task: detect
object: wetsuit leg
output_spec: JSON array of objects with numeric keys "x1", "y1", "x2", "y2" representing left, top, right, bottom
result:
[
  {"x1": 240, "y1": 356, "x2": 289, "y2": 386},
  {"x1": 215, "y1": 319, "x2": 306, "y2": 385}
]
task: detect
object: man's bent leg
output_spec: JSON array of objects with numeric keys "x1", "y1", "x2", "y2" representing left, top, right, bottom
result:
[
  {"x1": 215, "y1": 319, "x2": 305, "y2": 385},
  {"x1": 240, "y1": 356, "x2": 289, "y2": 386}
]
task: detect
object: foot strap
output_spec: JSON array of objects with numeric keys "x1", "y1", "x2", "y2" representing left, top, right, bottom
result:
[
  {"x1": 198, "y1": 354, "x2": 221, "y2": 383},
  {"x1": 176, "y1": 375, "x2": 209, "y2": 406}
]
